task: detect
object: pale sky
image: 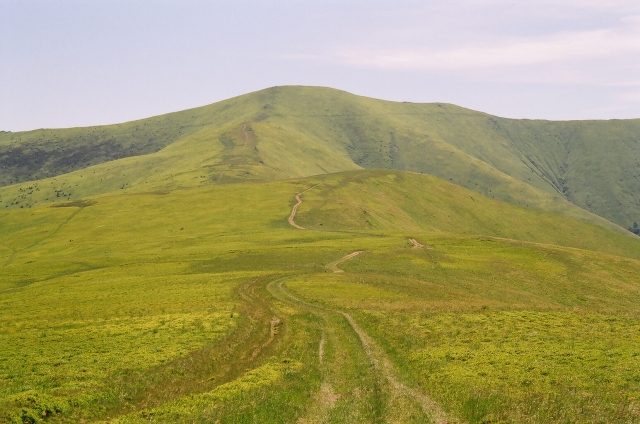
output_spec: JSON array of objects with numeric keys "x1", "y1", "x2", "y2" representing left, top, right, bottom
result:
[{"x1": 2, "y1": 0, "x2": 640, "y2": 131}]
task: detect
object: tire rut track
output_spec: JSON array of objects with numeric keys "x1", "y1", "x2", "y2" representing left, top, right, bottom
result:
[
  {"x1": 318, "y1": 331, "x2": 326, "y2": 363},
  {"x1": 2, "y1": 247, "x2": 16, "y2": 268},
  {"x1": 267, "y1": 252, "x2": 454, "y2": 424},
  {"x1": 96, "y1": 277, "x2": 284, "y2": 421},
  {"x1": 267, "y1": 277, "x2": 362, "y2": 423},
  {"x1": 340, "y1": 311, "x2": 450, "y2": 424},
  {"x1": 237, "y1": 278, "x2": 284, "y2": 363}
]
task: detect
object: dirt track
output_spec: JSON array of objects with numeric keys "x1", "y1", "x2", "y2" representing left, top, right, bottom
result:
[
  {"x1": 325, "y1": 251, "x2": 363, "y2": 273},
  {"x1": 288, "y1": 184, "x2": 320, "y2": 229},
  {"x1": 409, "y1": 238, "x2": 425, "y2": 248},
  {"x1": 267, "y1": 260, "x2": 453, "y2": 424},
  {"x1": 100, "y1": 277, "x2": 283, "y2": 420}
]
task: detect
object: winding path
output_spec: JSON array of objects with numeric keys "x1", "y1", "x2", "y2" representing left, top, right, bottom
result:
[
  {"x1": 104, "y1": 249, "x2": 453, "y2": 422},
  {"x1": 99, "y1": 277, "x2": 285, "y2": 420},
  {"x1": 409, "y1": 238, "x2": 425, "y2": 248},
  {"x1": 266, "y1": 250, "x2": 453, "y2": 424},
  {"x1": 325, "y1": 250, "x2": 363, "y2": 273},
  {"x1": 288, "y1": 184, "x2": 320, "y2": 230},
  {"x1": 339, "y1": 311, "x2": 450, "y2": 423}
]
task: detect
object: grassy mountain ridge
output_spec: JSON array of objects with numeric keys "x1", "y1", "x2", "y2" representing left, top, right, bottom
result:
[{"x1": 2, "y1": 86, "x2": 640, "y2": 230}]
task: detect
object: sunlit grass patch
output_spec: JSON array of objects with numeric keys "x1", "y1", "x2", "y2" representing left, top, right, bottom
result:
[
  {"x1": 110, "y1": 306, "x2": 323, "y2": 424},
  {"x1": 336, "y1": 236, "x2": 640, "y2": 312},
  {"x1": 0, "y1": 245, "x2": 12, "y2": 265},
  {"x1": 0, "y1": 267, "x2": 250, "y2": 419},
  {"x1": 2, "y1": 166, "x2": 640, "y2": 422},
  {"x1": 114, "y1": 360, "x2": 304, "y2": 423},
  {"x1": 362, "y1": 309, "x2": 640, "y2": 423},
  {"x1": 285, "y1": 273, "x2": 410, "y2": 308}
]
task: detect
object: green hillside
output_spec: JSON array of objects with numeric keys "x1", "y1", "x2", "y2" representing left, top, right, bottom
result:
[
  {"x1": 3, "y1": 87, "x2": 640, "y2": 423},
  {"x1": 2, "y1": 86, "x2": 640, "y2": 230},
  {"x1": 296, "y1": 170, "x2": 640, "y2": 258},
  {"x1": 2, "y1": 170, "x2": 640, "y2": 423}
]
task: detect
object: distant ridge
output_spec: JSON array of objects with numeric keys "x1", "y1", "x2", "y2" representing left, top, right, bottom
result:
[{"x1": 1, "y1": 85, "x2": 639, "y2": 229}]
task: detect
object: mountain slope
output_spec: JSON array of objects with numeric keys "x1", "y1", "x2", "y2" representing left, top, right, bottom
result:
[
  {"x1": 2, "y1": 86, "x2": 640, "y2": 229},
  {"x1": 295, "y1": 170, "x2": 640, "y2": 259}
]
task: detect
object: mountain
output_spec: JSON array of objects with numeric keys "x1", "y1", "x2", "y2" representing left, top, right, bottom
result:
[
  {"x1": 1, "y1": 86, "x2": 640, "y2": 231},
  {"x1": 3, "y1": 87, "x2": 640, "y2": 423}
]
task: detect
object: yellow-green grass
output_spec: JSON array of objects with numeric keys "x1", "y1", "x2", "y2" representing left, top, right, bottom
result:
[
  {"x1": 286, "y1": 238, "x2": 640, "y2": 422},
  {"x1": 297, "y1": 170, "x2": 640, "y2": 258},
  {"x1": 111, "y1": 360, "x2": 307, "y2": 424},
  {"x1": 1, "y1": 265, "x2": 241, "y2": 396},
  {"x1": 0, "y1": 120, "x2": 359, "y2": 212},
  {"x1": 2, "y1": 170, "x2": 640, "y2": 422},
  {"x1": 0, "y1": 174, "x2": 396, "y2": 422}
]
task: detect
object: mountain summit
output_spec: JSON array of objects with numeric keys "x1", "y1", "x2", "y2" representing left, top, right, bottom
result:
[{"x1": 2, "y1": 86, "x2": 639, "y2": 230}]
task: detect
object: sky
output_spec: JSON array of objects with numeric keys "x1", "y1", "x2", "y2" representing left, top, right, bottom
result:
[{"x1": 1, "y1": 0, "x2": 640, "y2": 131}]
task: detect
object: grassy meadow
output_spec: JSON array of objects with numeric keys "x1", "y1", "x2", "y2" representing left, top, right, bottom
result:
[
  {"x1": 1, "y1": 168, "x2": 640, "y2": 423},
  {"x1": 286, "y1": 237, "x2": 640, "y2": 422}
]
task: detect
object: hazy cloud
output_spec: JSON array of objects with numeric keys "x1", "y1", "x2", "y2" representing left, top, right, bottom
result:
[
  {"x1": 619, "y1": 90, "x2": 640, "y2": 103},
  {"x1": 2, "y1": 0, "x2": 640, "y2": 130},
  {"x1": 283, "y1": 1, "x2": 640, "y2": 89},
  {"x1": 334, "y1": 29, "x2": 640, "y2": 70}
]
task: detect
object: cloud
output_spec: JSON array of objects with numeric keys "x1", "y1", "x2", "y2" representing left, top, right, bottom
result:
[
  {"x1": 474, "y1": 0, "x2": 640, "y2": 13},
  {"x1": 332, "y1": 28, "x2": 640, "y2": 71},
  {"x1": 619, "y1": 90, "x2": 640, "y2": 103}
]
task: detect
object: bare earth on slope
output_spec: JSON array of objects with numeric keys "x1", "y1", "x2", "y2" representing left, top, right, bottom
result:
[
  {"x1": 325, "y1": 251, "x2": 363, "y2": 273},
  {"x1": 408, "y1": 238, "x2": 424, "y2": 248},
  {"x1": 288, "y1": 184, "x2": 321, "y2": 230},
  {"x1": 242, "y1": 123, "x2": 249, "y2": 146}
]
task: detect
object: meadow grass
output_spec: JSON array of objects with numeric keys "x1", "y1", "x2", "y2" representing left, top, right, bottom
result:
[
  {"x1": 2, "y1": 171, "x2": 640, "y2": 422},
  {"x1": 286, "y1": 234, "x2": 640, "y2": 423},
  {"x1": 0, "y1": 266, "x2": 244, "y2": 421},
  {"x1": 369, "y1": 310, "x2": 640, "y2": 423}
]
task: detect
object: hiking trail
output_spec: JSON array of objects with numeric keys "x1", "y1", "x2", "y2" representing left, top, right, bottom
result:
[
  {"x1": 325, "y1": 251, "x2": 363, "y2": 273},
  {"x1": 409, "y1": 238, "x2": 425, "y2": 248},
  {"x1": 288, "y1": 184, "x2": 321, "y2": 230}
]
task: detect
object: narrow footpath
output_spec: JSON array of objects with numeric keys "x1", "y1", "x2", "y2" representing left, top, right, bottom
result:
[{"x1": 288, "y1": 184, "x2": 320, "y2": 230}]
